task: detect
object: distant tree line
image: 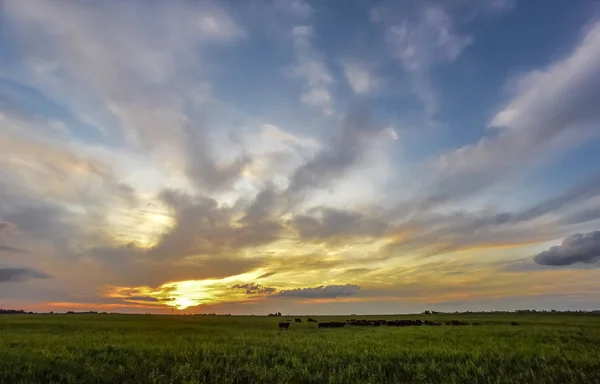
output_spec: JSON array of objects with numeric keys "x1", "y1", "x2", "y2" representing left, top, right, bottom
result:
[
  {"x1": 66, "y1": 311, "x2": 108, "y2": 314},
  {"x1": 0, "y1": 309, "x2": 35, "y2": 314},
  {"x1": 420, "y1": 310, "x2": 600, "y2": 315}
]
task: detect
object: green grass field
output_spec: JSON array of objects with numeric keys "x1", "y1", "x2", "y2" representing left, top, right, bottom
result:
[{"x1": 1, "y1": 313, "x2": 600, "y2": 383}]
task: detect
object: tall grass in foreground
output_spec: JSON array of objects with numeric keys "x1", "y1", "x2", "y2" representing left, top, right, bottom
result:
[{"x1": 1, "y1": 314, "x2": 599, "y2": 383}]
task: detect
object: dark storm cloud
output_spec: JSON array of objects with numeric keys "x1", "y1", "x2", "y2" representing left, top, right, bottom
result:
[
  {"x1": 534, "y1": 231, "x2": 600, "y2": 266},
  {"x1": 273, "y1": 284, "x2": 360, "y2": 298},
  {"x1": 0, "y1": 266, "x2": 51, "y2": 283},
  {"x1": 231, "y1": 283, "x2": 277, "y2": 295}
]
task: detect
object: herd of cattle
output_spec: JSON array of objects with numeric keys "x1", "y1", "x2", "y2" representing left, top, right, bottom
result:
[{"x1": 277, "y1": 318, "x2": 496, "y2": 330}]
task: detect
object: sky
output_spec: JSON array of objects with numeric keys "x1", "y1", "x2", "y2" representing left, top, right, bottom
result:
[{"x1": 1, "y1": 0, "x2": 600, "y2": 315}]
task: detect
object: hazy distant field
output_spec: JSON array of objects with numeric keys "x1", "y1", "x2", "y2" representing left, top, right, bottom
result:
[{"x1": 1, "y1": 313, "x2": 600, "y2": 384}]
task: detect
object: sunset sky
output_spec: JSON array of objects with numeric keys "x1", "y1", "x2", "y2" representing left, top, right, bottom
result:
[{"x1": 1, "y1": 0, "x2": 600, "y2": 315}]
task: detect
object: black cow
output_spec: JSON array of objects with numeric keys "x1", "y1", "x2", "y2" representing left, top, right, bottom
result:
[
  {"x1": 295, "y1": 318, "x2": 302, "y2": 323},
  {"x1": 308, "y1": 318, "x2": 318, "y2": 323},
  {"x1": 318, "y1": 322, "x2": 345, "y2": 328},
  {"x1": 388, "y1": 319, "x2": 425, "y2": 327},
  {"x1": 279, "y1": 322, "x2": 291, "y2": 330},
  {"x1": 510, "y1": 322, "x2": 520, "y2": 326}
]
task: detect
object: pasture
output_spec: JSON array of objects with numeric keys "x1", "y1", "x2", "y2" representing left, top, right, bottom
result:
[{"x1": 1, "y1": 313, "x2": 600, "y2": 383}]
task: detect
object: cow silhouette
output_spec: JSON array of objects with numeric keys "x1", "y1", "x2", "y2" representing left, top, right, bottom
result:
[
  {"x1": 279, "y1": 322, "x2": 291, "y2": 330},
  {"x1": 318, "y1": 322, "x2": 345, "y2": 328}
]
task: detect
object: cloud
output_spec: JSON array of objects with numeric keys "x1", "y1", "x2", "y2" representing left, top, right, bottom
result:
[
  {"x1": 517, "y1": 174, "x2": 600, "y2": 222},
  {"x1": 0, "y1": 190, "x2": 79, "y2": 246},
  {"x1": 273, "y1": 284, "x2": 360, "y2": 298},
  {"x1": 288, "y1": 207, "x2": 388, "y2": 244},
  {"x1": 342, "y1": 62, "x2": 375, "y2": 94},
  {"x1": 0, "y1": 245, "x2": 28, "y2": 253},
  {"x1": 184, "y1": 124, "x2": 251, "y2": 193},
  {"x1": 490, "y1": 25, "x2": 600, "y2": 133},
  {"x1": 4, "y1": 0, "x2": 246, "y2": 190},
  {"x1": 386, "y1": 175, "x2": 600, "y2": 257},
  {"x1": 231, "y1": 283, "x2": 277, "y2": 295},
  {"x1": 0, "y1": 222, "x2": 19, "y2": 236},
  {"x1": 124, "y1": 296, "x2": 163, "y2": 303},
  {"x1": 0, "y1": 266, "x2": 51, "y2": 283},
  {"x1": 534, "y1": 232, "x2": 600, "y2": 266},
  {"x1": 239, "y1": 185, "x2": 279, "y2": 224},
  {"x1": 285, "y1": 110, "x2": 385, "y2": 199},
  {"x1": 562, "y1": 206, "x2": 600, "y2": 226},
  {"x1": 1, "y1": 0, "x2": 599, "y2": 314},
  {"x1": 415, "y1": 22, "x2": 600, "y2": 210},
  {"x1": 149, "y1": 189, "x2": 283, "y2": 260},
  {"x1": 0, "y1": 118, "x2": 135, "y2": 207},
  {"x1": 380, "y1": 5, "x2": 472, "y2": 72},
  {"x1": 373, "y1": 3, "x2": 473, "y2": 118},
  {"x1": 289, "y1": 25, "x2": 334, "y2": 114}
]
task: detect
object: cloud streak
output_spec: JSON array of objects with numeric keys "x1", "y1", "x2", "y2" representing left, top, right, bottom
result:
[
  {"x1": 231, "y1": 283, "x2": 277, "y2": 295},
  {"x1": 0, "y1": 245, "x2": 28, "y2": 253},
  {"x1": 0, "y1": 266, "x2": 51, "y2": 283},
  {"x1": 273, "y1": 284, "x2": 361, "y2": 299}
]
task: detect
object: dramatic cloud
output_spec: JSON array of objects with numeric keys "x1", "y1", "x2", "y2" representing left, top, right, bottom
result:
[
  {"x1": 150, "y1": 189, "x2": 283, "y2": 260},
  {"x1": 534, "y1": 232, "x2": 600, "y2": 266},
  {"x1": 274, "y1": 284, "x2": 360, "y2": 299},
  {"x1": 1, "y1": 0, "x2": 600, "y2": 314},
  {"x1": 0, "y1": 266, "x2": 51, "y2": 283}
]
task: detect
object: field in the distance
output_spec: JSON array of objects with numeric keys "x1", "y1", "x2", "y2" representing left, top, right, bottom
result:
[{"x1": 1, "y1": 313, "x2": 600, "y2": 384}]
